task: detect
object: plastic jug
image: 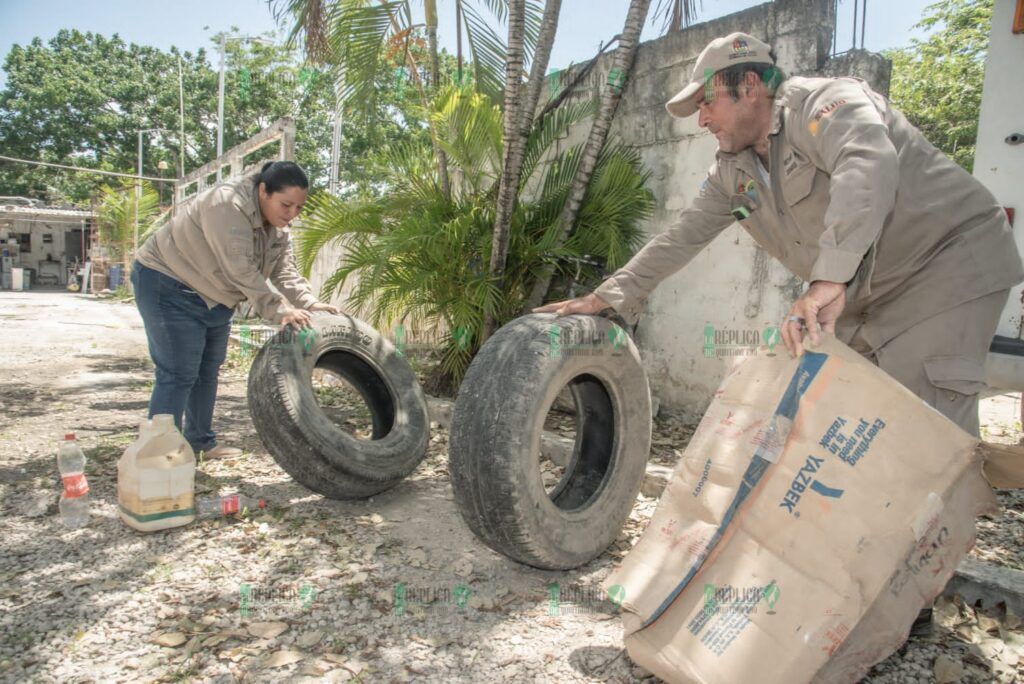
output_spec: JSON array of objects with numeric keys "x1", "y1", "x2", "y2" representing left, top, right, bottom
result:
[{"x1": 118, "y1": 414, "x2": 196, "y2": 531}]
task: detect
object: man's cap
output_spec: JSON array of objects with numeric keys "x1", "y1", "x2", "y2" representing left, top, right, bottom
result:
[{"x1": 665, "y1": 32, "x2": 774, "y2": 118}]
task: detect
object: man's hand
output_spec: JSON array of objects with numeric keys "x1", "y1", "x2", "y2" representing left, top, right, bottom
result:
[
  {"x1": 309, "y1": 302, "x2": 342, "y2": 314},
  {"x1": 781, "y1": 280, "x2": 847, "y2": 357},
  {"x1": 533, "y1": 292, "x2": 611, "y2": 317},
  {"x1": 281, "y1": 308, "x2": 312, "y2": 331}
]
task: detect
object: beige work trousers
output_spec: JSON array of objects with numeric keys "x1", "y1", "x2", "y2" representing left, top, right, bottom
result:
[{"x1": 845, "y1": 289, "x2": 1010, "y2": 438}]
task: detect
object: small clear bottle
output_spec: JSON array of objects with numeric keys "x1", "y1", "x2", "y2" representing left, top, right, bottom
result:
[
  {"x1": 195, "y1": 494, "x2": 266, "y2": 518},
  {"x1": 57, "y1": 433, "x2": 90, "y2": 529}
]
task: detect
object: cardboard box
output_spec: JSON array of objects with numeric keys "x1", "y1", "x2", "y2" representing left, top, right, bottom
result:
[{"x1": 606, "y1": 335, "x2": 1023, "y2": 683}]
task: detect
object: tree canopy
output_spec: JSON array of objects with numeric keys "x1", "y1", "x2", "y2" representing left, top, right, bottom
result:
[
  {"x1": 884, "y1": 0, "x2": 992, "y2": 172},
  {"x1": 0, "y1": 28, "x2": 438, "y2": 203}
]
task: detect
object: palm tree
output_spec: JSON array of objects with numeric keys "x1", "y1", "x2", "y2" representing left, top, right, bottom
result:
[
  {"x1": 425, "y1": 0, "x2": 453, "y2": 199},
  {"x1": 486, "y1": 0, "x2": 562, "y2": 337},
  {"x1": 96, "y1": 181, "x2": 160, "y2": 274},
  {"x1": 522, "y1": 0, "x2": 653, "y2": 311},
  {"x1": 294, "y1": 86, "x2": 654, "y2": 393}
]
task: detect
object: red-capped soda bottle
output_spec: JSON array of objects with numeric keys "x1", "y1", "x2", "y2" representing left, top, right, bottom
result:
[
  {"x1": 195, "y1": 494, "x2": 266, "y2": 518},
  {"x1": 57, "y1": 433, "x2": 90, "y2": 529}
]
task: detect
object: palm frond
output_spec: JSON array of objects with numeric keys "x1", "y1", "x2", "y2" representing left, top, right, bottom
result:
[
  {"x1": 460, "y1": 1, "x2": 509, "y2": 102},
  {"x1": 569, "y1": 142, "x2": 653, "y2": 270},
  {"x1": 298, "y1": 96, "x2": 653, "y2": 383},
  {"x1": 519, "y1": 99, "x2": 596, "y2": 188},
  {"x1": 96, "y1": 181, "x2": 160, "y2": 261},
  {"x1": 651, "y1": 0, "x2": 702, "y2": 33},
  {"x1": 323, "y1": 1, "x2": 410, "y2": 120},
  {"x1": 431, "y1": 87, "x2": 503, "y2": 192},
  {"x1": 475, "y1": 0, "x2": 543, "y2": 62},
  {"x1": 271, "y1": 0, "x2": 335, "y2": 62},
  {"x1": 293, "y1": 191, "x2": 384, "y2": 276}
]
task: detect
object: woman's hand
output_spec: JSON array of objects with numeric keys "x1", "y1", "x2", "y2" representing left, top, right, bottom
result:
[
  {"x1": 781, "y1": 280, "x2": 847, "y2": 357},
  {"x1": 281, "y1": 309, "x2": 312, "y2": 331},
  {"x1": 309, "y1": 302, "x2": 342, "y2": 314}
]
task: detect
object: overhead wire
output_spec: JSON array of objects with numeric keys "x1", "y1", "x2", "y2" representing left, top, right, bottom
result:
[{"x1": 0, "y1": 154, "x2": 173, "y2": 183}]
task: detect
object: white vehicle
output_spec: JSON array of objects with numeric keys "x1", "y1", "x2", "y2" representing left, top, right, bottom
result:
[{"x1": 977, "y1": 0, "x2": 1024, "y2": 402}]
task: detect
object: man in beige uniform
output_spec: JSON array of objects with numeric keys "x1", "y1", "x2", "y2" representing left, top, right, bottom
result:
[{"x1": 538, "y1": 32, "x2": 1023, "y2": 437}]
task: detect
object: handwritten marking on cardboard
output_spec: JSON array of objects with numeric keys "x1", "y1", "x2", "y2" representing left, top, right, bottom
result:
[{"x1": 887, "y1": 524, "x2": 951, "y2": 597}]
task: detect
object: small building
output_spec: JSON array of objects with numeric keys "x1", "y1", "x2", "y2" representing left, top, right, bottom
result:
[{"x1": 0, "y1": 198, "x2": 96, "y2": 288}]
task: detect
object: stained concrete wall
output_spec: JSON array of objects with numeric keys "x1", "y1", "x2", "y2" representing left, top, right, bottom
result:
[{"x1": 549, "y1": 0, "x2": 891, "y2": 419}]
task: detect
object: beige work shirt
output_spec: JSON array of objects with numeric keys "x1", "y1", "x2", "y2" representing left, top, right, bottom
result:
[
  {"x1": 137, "y1": 173, "x2": 318, "y2": 324},
  {"x1": 595, "y1": 76, "x2": 1024, "y2": 351}
]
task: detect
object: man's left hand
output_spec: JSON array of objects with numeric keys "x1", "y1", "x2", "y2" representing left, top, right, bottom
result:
[
  {"x1": 309, "y1": 302, "x2": 343, "y2": 314},
  {"x1": 781, "y1": 280, "x2": 847, "y2": 357}
]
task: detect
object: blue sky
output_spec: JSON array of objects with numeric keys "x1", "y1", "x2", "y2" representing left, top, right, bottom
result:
[{"x1": 0, "y1": 0, "x2": 936, "y2": 88}]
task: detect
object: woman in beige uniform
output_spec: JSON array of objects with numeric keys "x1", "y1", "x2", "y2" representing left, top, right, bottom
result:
[{"x1": 131, "y1": 161, "x2": 339, "y2": 458}]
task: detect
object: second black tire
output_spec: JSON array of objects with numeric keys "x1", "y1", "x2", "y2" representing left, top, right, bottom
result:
[
  {"x1": 449, "y1": 313, "x2": 652, "y2": 569},
  {"x1": 247, "y1": 314, "x2": 429, "y2": 499}
]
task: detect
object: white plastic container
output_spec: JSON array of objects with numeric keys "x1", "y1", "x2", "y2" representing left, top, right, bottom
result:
[{"x1": 117, "y1": 414, "x2": 196, "y2": 531}]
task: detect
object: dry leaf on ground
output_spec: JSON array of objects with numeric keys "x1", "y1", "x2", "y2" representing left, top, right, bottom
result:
[
  {"x1": 247, "y1": 621, "x2": 289, "y2": 639},
  {"x1": 262, "y1": 649, "x2": 305, "y2": 669}
]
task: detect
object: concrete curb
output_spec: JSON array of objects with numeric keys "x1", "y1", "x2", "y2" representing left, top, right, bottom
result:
[{"x1": 944, "y1": 557, "x2": 1024, "y2": 616}]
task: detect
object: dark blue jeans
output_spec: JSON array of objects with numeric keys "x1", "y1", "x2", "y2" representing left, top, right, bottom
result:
[{"x1": 131, "y1": 261, "x2": 233, "y2": 452}]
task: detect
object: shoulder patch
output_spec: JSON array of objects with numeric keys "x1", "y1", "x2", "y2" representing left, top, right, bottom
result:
[{"x1": 808, "y1": 99, "x2": 848, "y2": 136}]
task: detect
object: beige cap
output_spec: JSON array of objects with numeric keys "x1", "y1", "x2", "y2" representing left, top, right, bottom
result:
[{"x1": 665, "y1": 32, "x2": 774, "y2": 118}]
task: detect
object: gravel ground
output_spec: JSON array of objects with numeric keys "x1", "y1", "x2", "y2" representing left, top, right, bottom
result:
[{"x1": 0, "y1": 290, "x2": 1021, "y2": 683}]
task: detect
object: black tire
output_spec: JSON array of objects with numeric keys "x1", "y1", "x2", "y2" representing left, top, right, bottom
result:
[
  {"x1": 449, "y1": 313, "x2": 652, "y2": 569},
  {"x1": 247, "y1": 314, "x2": 429, "y2": 499}
]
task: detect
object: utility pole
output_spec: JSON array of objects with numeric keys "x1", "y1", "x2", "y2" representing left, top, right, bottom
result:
[
  {"x1": 135, "y1": 128, "x2": 169, "y2": 257},
  {"x1": 178, "y1": 54, "x2": 186, "y2": 177},
  {"x1": 329, "y1": 105, "x2": 343, "y2": 195},
  {"x1": 136, "y1": 130, "x2": 143, "y2": 260},
  {"x1": 329, "y1": 72, "x2": 344, "y2": 195},
  {"x1": 216, "y1": 33, "x2": 227, "y2": 181}
]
